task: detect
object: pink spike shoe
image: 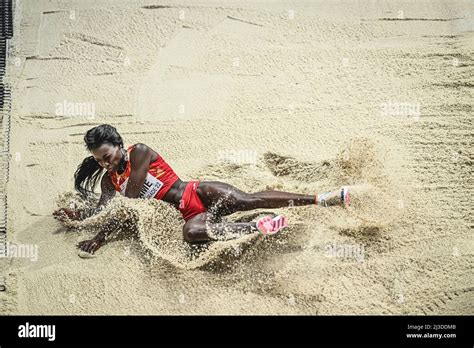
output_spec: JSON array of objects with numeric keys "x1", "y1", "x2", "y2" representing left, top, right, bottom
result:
[{"x1": 256, "y1": 215, "x2": 288, "y2": 235}]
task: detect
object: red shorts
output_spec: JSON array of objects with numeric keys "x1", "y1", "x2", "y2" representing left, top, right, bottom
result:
[{"x1": 178, "y1": 180, "x2": 207, "y2": 221}]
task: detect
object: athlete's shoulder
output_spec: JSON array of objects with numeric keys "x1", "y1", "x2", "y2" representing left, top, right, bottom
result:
[
  {"x1": 129, "y1": 143, "x2": 157, "y2": 164},
  {"x1": 130, "y1": 143, "x2": 151, "y2": 154}
]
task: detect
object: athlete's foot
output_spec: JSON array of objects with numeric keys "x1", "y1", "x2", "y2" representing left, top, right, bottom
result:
[
  {"x1": 317, "y1": 186, "x2": 350, "y2": 207},
  {"x1": 256, "y1": 215, "x2": 288, "y2": 235}
]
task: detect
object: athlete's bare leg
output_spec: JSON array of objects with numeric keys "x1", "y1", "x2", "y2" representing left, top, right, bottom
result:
[{"x1": 196, "y1": 181, "x2": 347, "y2": 216}]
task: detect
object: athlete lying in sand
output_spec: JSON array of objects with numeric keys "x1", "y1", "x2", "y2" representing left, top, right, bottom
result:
[{"x1": 53, "y1": 124, "x2": 350, "y2": 254}]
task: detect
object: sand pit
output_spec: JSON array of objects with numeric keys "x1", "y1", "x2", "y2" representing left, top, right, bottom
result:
[{"x1": 0, "y1": 0, "x2": 472, "y2": 315}]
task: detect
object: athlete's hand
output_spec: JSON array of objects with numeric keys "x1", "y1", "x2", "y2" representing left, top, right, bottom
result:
[
  {"x1": 53, "y1": 208, "x2": 81, "y2": 221},
  {"x1": 77, "y1": 234, "x2": 106, "y2": 254}
]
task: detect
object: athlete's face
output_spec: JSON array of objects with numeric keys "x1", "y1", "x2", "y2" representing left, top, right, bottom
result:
[{"x1": 91, "y1": 143, "x2": 123, "y2": 173}]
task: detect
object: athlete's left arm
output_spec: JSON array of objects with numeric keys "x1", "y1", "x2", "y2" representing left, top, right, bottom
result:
[{"x1": 125, "y1": 143, "x2": 153, "y2": 198}]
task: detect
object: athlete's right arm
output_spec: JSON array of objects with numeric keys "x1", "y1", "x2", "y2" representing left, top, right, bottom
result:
[
  {"x1": 76, "y1": 175, "x2": 121, "y2": 254},
  {"x1": 97, "y1": 174, "x2": 116, "y2": 208},
  {"x1": 80, "y1": 174, "x2": 116, "y2": 219}
]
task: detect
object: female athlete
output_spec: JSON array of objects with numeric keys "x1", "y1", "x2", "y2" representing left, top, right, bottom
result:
[{"x1": 53, "y1": 124, "x2": 350, "y2": 254}]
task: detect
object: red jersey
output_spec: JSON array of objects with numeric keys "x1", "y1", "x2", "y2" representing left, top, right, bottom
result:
[{"x1": 108, "y1": 144, "x2": 179, "y2": 200}]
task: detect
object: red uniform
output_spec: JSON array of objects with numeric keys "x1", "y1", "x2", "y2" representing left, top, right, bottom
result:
[{"x1": 108, "y1": 144, "x2": 206, "y2": 221}]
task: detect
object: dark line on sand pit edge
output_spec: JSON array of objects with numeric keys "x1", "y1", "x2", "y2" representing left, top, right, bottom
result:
[
  {"x1": 227, "y1": 16, "x2": 263, "y2": 27},
  {"x1": 141, "y1": 5, "x2": 175, "y2": 9},
  {"x1": 43, "y1": 10, "x2": 66, "y2": 14}
]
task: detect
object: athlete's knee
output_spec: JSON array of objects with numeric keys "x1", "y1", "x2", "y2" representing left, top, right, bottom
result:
[
  {"x1": 183, "y1": 227, "x2": 197, "y2": 243},
  {"x1": 183, "y1": 225, "x2": 206, "y2": 244}
]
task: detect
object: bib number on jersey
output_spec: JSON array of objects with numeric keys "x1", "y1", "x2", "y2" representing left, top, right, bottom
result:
[{"x1": 120, "y1": 173, "x2": 164, "y2": 199}]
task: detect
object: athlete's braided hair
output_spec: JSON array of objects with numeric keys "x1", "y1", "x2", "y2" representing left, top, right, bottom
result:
[{"x1": 74, "y1": 124, "x2": 124, "y2": 197}]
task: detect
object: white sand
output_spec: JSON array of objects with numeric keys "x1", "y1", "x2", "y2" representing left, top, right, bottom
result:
[{"x1": 0, "y1": 0, "x2": 472, "y2": 314}]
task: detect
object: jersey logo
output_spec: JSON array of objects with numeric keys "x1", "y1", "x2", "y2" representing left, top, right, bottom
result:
[
  {"x1": 154, "y1": 168, "x2": 165, "y2": 178},
  {"x1": 120, "y1": 173, "x2": 164, "y2": 199}
]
